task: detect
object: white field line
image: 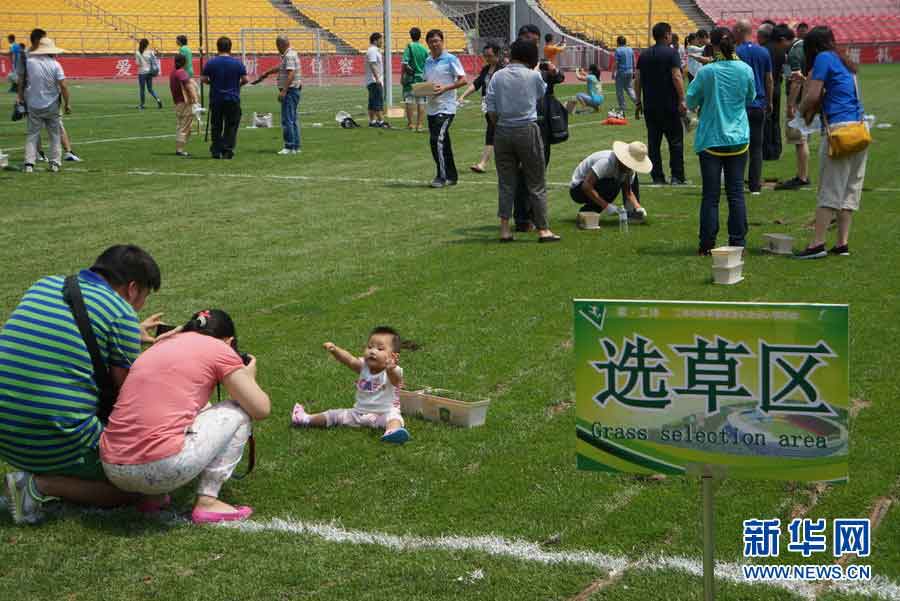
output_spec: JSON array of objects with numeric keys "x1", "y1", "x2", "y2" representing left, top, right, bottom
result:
[{"x1": 223, "y1": 517, "x2": 900, "y2": 600}]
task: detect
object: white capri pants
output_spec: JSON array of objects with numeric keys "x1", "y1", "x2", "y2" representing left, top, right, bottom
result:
[
  {"x1": 103, "y1": 400, "x2": 252, "y2": 499},
  {"x1": 324, "y1": 406, "x2": 404, "y2": 429}
]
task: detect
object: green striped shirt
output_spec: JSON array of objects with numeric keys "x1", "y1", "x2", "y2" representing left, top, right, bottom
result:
[{"x1": 0, "y1": 269, "x2": 142, "y2": 473}]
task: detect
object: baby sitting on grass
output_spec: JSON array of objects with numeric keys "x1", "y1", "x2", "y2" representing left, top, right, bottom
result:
[{"x1": 292, "y1": 326, "x2": 410, "y2": 444}]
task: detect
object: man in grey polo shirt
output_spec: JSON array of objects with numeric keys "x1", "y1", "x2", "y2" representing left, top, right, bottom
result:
[
  {"x1": 486, "y1": 39, "x2": 559, "y2": 243},
  {"x1": 252, "y1": 35, "x2": 301, "y2": 154}
]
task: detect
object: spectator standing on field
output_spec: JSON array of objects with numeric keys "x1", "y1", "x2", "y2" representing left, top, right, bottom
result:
[
  {"x1": 135, "y1": 38, "x2": 162, "y2": 110},
  {"x1": 170, "y1": 53, "x2": 198, "y2": 157},
  {"x1": 201, "y1": 36, "x2": 248, "y2": 159},
  {"x1": 794, "y1": 26, "x2": 868, "y2": 259},
  {"x1": 634, "y1": 22, "x2": 687, "y2": 185},
  {"x1": 8, "y1": 34, "x2": 22, "y2": 93},
  {"x1": 687, "y1": 29, "x2": 712, "y2": 82},
  {"x1": 176, "y1": 35, "x2": 193, "y2": 78},
  {"x1": 365, "y1": 32, "x2": 388, "y2": 128},
  {"x1": 687, "y1": 27, "x2": 755, "y2": 255},
  {"x1": 763, "y1": 24, "x2": 794, "y2": 162},
  {"x1": 614, "y1": 36, "x2": 638, "y2": 116},
  {"x1": 401, "y1": 28, "x2": 429, "y2": 132},
  {"x1": 777, "y1": 23, "x2": 811, "y2": 190},
  {"x1": 486, "y1": 39, "x2": 559, "y2": 243},
  {"x1": 424, "y1": 29, "x2": 467, "y2": 188},
  {"x1": 22, "y1": 37, "x2": 70, "y2": 174},
  {"x1": 459, "y1": 42, "x2": 504, "y2": 173},
  {"x1": 734, "y1": 19, "x2": 773, "y2": 195},
  {"x1": 252, "y1": 35, "x2": 302, "y2": 154}
]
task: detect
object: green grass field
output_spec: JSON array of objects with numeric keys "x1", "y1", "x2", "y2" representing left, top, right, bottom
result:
[{"x1": 1, "y1": 65, "x2": 899, "y2": 600}]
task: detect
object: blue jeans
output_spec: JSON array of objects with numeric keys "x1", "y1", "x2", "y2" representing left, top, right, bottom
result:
[
  {"x1": 576, "y1": 92, "x2": 603, "y2": 108},
  {"x1": 699, "y1": 150, "x2": 749, "y2": 250},
  {"x1": 615, "y1": 71, "x2": 637, "y2": 112},
  {"x1": 138, "y1": 73, "x2": 159, "y2": 107},
  {"x1": 281, "y1": 87, "x2": 301, "y2": 150}
]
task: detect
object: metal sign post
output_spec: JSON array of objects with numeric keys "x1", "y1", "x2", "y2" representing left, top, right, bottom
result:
[
  {"x1": 702, "y1": 468, "x2": 716, "y2": 601},
  {"x1": 384, "y1": 0, "x2": 393, "y2": 107}
]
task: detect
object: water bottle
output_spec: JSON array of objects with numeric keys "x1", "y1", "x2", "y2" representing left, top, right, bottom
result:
[{"x1": 619, "y1": 207, "x2": 629, "y2": 233}]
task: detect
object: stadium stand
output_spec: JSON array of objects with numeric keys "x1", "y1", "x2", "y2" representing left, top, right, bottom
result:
[
  {"x1": 2, "y1": 0, "x2": 466, "y2": 54},
  {"x1": 696, "y1": 0, "x2": 900, "y2": 43},
  {"x1": 537, "y1": 0, "x2": 698, "y2": 47},
  {"x1": 277, "y1": 0, "x2": 468, "y2": 53}
]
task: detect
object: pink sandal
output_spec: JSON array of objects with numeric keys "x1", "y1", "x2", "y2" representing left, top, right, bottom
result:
[
  {"x1": 191, "y1": 505, "x2": 253, "y2": 524},
  {"x1": 291, "y1": 403, "x2": 308, "y2": 426}
]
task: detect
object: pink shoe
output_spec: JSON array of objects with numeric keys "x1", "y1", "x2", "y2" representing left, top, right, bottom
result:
[
  {"x1": 291, "y1": 403, "x2": 308, "y2": 426},
  {"x1": 136, "y1": 494, "x2": 171, "y2": 514},
  {"x1": 191, "y1": 505, "x2": 253, "y2": 524}
]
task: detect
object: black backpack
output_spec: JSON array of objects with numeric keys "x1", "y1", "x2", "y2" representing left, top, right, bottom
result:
[
  {"x1": 340, "y1": 116, "x2": 360, "y2": 129},
  {"x1": 539, "y1": 94, "x2": 569, "y2": 145}
]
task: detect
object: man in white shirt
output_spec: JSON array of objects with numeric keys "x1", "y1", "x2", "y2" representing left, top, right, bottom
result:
[
  {"x1": 423, "y1": 29, "x2": 467, "y2": 187},
  {"x1": 22, "y1": 37, "x2": 70, "y2": 173},
  {"x1": 569, "y1": 142, "x2": 651, "y2": 220},
  {"x1": 365, "y1": 32, "x2": 387, "y2": 128}
]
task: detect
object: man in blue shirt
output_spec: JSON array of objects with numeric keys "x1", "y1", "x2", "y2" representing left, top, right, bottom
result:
[
  {"x1": 734, "y1": 19, "x2": 773, "y2": 195},
  {"x1": 201, "y1": 36, "x2": 248, "y2": 159},
  {"x1": 8, "y1": 34, "x2": 22, "y2": 93},
  {"x1": 614, "y1": 36, "x2": 638, "y2": 116}
]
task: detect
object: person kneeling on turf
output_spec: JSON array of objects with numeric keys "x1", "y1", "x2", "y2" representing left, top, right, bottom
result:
[
  {"x1": 569, "y1": 141, "x2": 651, "y2": 220},
  {"x1": 292, "y1": 326, "x2": 410, "y2": 444}
]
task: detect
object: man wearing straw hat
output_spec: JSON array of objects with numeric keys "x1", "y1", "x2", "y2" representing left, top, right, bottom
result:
[
  {"x1": 22, "y1": 37, "x2": 69, "y2": 174},
  {"x1": 569, "y1": 141, "x2": 651, "y2": 220}
]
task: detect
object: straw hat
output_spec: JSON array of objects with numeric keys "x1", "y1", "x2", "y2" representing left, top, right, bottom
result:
[
  {"x1": 613, "y1": 140, "x2": 653, "y2": 174},
  {"x1": 30, "y1": 38, "x2": 67, "y2": 55}
]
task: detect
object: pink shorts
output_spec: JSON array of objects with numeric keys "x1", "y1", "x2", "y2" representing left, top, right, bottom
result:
[{"x1": 324, "y1": 407, "x2": 404, "y2": 429}]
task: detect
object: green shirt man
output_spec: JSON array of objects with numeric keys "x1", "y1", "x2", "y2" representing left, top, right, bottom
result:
[
  {"x1": 178, "y1": 37, "x2": 194, "y2": 78},
  {"x1": 401, "y1": 39, "x2": 428, "y2": 97}
]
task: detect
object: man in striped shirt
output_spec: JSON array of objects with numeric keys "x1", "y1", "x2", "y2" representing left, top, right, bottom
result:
[{"x1": 1, "y1": 245, "x2": 161, "y2": 524}]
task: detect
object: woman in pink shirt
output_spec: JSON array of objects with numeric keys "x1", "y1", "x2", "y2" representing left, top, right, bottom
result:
[{"x1": 100, "y1": 309, "x2": 270, "y2": 523}]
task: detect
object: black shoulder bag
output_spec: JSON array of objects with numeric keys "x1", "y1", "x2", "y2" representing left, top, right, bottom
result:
[{"x1": 62, "y1": 275, "x2": 118, "y2": 424}]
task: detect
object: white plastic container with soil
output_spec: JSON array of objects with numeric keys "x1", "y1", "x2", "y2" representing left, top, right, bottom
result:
[
  {"x1": 398, "y1": 387, "x2": 491, "y2": 428},
  {"x1": 710, "y1": 246, "x2": 744, "y2": 285}
]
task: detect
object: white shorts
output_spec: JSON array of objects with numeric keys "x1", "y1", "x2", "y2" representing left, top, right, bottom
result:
[
  {"x1": 403, "y1": 92, "x2": 426, "y2": 105},
  {"x1": 324, "y1": 406, "x2": 404, "y2": 429},
  {"x1": 817, "y1": 140, "x2": 868, "y2": 212}
]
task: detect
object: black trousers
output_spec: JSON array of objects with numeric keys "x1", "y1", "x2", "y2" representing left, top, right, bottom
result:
[
  {"x1": 210, "y1": 100, "x2": 242, "y2": 157},
  {"x1": 746, "y1": 107, "x2": 766, "y2": 192},
  {"x1": 570, "y1": 177, "x2": 641, "y2": 211},
  {"x1": 763, "y1": 86, "x2": 782, "y2": 161},
  {"x1": 428, "y1": 113, "x2": 457, "y2": 182},
  {"x1": 645, "y1": 110, "x2": 684, "y2": 182}
]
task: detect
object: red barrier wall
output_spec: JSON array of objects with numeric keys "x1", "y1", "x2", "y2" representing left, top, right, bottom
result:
[{"x1": 0, "y1": 45, "x2": 895, "y2": 79}]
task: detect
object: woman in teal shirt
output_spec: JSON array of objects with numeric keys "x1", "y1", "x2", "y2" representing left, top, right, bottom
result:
[
  {"x1": 570, "y1": 64, "x2": 604, "y2": 113},
  {"x1": 686, "y1": 27, "x2": 756, "y2": 255}
]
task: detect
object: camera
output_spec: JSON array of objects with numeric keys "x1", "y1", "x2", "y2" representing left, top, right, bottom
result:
[
  {"x1": 539, "y1": 60, "x2": 550, "y2": 71},
  {"x1": 238, "y1": 351, "x2": 252, "y2": 366},
  {"x1": 155, "y1": 323, "x2": 176, "y2": 337}
]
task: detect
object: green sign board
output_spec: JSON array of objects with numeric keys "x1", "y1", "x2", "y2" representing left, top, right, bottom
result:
[{"x1": 575, "y1": 300, "x2": 849, "y2": 482}]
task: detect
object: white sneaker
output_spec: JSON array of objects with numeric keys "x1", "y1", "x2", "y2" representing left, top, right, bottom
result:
[
  {"x1": 23, "y1": 164, "x2": 34, "y2": 173},
  {"x1": 37, "y1": 151, "x2": 48, "y2": 162},
  {"x1": 64, "y1": 151, "x2": 82, "y2": 162},
  {"x1": 291, "y1": 149, "x2": 300, "y2": 154},
  {"x1": 48, "y1": 163, "x2": 60, "y2": 173},
  {"x1": 276, "y1": 148, "x2": 293, "y2": 155},
  {"x1": 6, "y1": 472, "x2": 44, "y2": 525}
]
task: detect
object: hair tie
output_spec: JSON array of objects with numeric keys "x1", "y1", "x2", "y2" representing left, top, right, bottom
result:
[{"x1": 197, "y1": 310, "x2": 211, "y2": 328}]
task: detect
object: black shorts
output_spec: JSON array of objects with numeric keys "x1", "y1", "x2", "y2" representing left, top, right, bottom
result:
[
  {"x1": 484, "y1": 113, "x2": 496, "y2": 146},
  {"x1": 367, "y1": 82, "x2": 384, "y2": 111}
]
